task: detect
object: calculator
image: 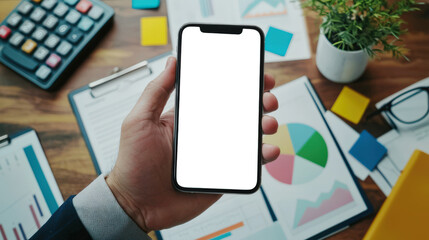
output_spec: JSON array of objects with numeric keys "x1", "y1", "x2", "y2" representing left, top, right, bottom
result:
[{"x1": 0, "y1": 0, "x2": 114, "y2": 90}]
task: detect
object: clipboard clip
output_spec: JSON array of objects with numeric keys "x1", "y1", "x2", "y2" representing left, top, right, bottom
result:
[
  {"x1": 0, "y1": 134, "x2": 10, "y2": 148},
  {"x1": 89, "y1": 60, "x2": 153, "y2": 98}
]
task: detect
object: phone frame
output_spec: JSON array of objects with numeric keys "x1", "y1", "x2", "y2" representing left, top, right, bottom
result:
[{"x1": 172, "y1": 24, "x2": 265, "y2": 194}]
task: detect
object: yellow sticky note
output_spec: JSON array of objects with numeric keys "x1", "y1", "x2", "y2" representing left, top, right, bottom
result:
[
  {"x1": 141, "y1": 16, "x2": 168, "y2": 46},
  {"x1": 331, "y1": 86, "x2": 370, "y2": 124}
]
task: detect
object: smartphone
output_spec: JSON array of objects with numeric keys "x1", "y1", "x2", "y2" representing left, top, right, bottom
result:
[{"x1": 173, "y1": 24, "x2": 264, "y2": 194}]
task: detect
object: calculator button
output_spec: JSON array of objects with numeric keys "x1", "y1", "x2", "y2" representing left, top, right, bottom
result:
[
  {"x1": 7, "y1": 13, "x2": 22, "y2": 28},
  {"x1": 76, "y1": 0, "x2": 92, "y2": 14},
  {"x1": 43, "y1": 15, "x2": 59, "y2": 29},
  {"x1": 65, "y1": 10, "x2": 81, "y2": 25},
  {"x1": 32, "y1": 27, "x2": 48, "y2": 41},
  {"x1": 21, "y1": 39, "x2": 38, "y2": 54},
  {"x1": 0, "y1": 26, "x2": 12, "y2": 39},
  {"x1": 44, "y1": 34, "x2": 60, "y2": 48},
  {"x1": 30, "y1": 7, "x2": 47, "y2": 22},
  {"x1": 53, "y1": 2, "x2": 69, "y2": 17},
  {"x1": 64, "y1": 0, "x2": 79, "y2": 5},
  {"x1": 41, "y1": 0, "x2": 57, "y2": 10},
  {"x1": 35, "y1": 65, "x2": 52, "y2": 80},
  {"x1": 2, "y1": 45, "x2": 39, "y2": 71},
  {"x1": 19, "y1": 20, "x2": 36, "y2": 35},
  {"x1": 8, "y1": 32, "x2": 25, "y2": 46},
  {"x1": 56, "y1": 41, "x2": 72, "y2": 56},
  {"x1": 67, "y1": 28, "x2": 83, "y2": 44},
  {"x1": 88, "y1": 5, "x2": 103, "y2": 20},
  {"x1": 17, "y1": 1, "x2": 34, "y2": 15},
  {"x1": 33, "y1": 46, "x2": 50, "y2": 60},
  {"x1": 56, "y1": 23, "x2": 71, "y2": 36},
  {"x1": 77, "y1": 17, "x2": 93, "y2": 32},
  {"x1": 46, "y1": 53, "x2": 61, "y2": 68}
]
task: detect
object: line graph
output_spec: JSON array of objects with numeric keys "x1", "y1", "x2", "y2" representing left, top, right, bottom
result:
[{"x1": 294, "y1": 181, "x2": 354, "y2": 228}]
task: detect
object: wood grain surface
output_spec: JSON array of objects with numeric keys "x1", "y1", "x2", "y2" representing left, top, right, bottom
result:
[{"x1": 0, "y1": 0, "x2": 428, "y2": 239}]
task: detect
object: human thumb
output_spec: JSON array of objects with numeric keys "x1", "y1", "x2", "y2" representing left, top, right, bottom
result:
[{"x1": 129, "y1": 57, "x2": 176, "y2": 122}]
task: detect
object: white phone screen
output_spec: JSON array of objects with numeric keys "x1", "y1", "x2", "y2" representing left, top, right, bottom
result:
[{"x1": 175, "y1": 25, "x2": 263, "y2": 192}]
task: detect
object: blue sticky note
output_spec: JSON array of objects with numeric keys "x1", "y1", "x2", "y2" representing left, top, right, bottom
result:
[
  {"x1": 265, "y1": 26, "x2": 293, "y2": 56},
  {"x1": 132, "y1": 0, "x2": 160, "y2": 9},
  {"x1": 349, "y1": 130, "x2": 387, "y2": 171}
]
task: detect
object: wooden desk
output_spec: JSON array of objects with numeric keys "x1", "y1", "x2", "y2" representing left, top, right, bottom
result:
[{"x1": 0, "y1": 0, "x2": 428, "y2": 239}]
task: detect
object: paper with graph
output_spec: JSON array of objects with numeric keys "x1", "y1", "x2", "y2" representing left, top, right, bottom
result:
[
  {"x1": 158, "y1": 77, "x2": 370, "y2": 240},
  {"x1": 239, "y1": 0, "x2": 287, "y2": 18},
  {"x1": 260, "y1": 77, "x2": 369, "y2": 239},
  {"x1": 166, "y1": 0, "x2": 311, "y2": 62},
  {"x1": 158, "y1": 190, "x2": 286, "y2": 240}
]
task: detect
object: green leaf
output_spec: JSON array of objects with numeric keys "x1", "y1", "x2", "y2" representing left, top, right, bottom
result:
[{"x1": 303, "y1": 0, "x2": 419, "y2": 59}]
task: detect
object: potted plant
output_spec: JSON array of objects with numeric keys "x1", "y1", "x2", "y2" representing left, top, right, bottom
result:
[{"x1": 304, "y1": 0, "x2": 420, "y2": 83}]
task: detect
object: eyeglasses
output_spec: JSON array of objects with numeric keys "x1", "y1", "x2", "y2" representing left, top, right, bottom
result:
[{"x1": 367, "y1": 86, "x2": 429, "y2": 129}]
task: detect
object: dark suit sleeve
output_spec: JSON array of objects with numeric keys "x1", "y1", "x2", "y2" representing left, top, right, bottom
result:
[{"x1": 30, "y1": 196, "x2": 92, "y2": 240}]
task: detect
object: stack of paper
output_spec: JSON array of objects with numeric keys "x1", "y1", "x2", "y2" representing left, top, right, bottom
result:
[{"x1": 371, "y1": 77, "x2": 429, "y2": 195}]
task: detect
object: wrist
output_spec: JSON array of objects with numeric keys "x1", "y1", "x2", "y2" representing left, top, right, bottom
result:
[{"x1": 105, "y1": 172, "x2": 150, "y2": 233}]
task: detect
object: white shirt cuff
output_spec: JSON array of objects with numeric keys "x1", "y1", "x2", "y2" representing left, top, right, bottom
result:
[{"x1": 73, "y1": 174, "x2": 151, "y2": 240}]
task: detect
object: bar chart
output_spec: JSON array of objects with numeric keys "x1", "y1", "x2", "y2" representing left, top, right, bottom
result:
[
  {"x1": 197, "y1": 222, "x2": 244, "y2": 240},
  {"x1": 165, "y1": 207, "x2": 262, "y2": 240},
  {"x1": 160, "y1": 191, "x2": 275, "y2": 240},
  {"x1": 0, "y1": 133, "x2": 62, "y2": 240},
  {"x1": 0, "y1": 191, "x2": 47, "y2": 239}
]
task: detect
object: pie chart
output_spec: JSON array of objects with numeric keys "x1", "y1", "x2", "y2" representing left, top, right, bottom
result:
[{"x1": 263, "y1": 123, "x2": 328, "y2": 185}]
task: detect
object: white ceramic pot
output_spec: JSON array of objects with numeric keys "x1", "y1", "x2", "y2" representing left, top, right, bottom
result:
[{"x1": 316, "y1": 31, "x2": 369, "y2": 83}]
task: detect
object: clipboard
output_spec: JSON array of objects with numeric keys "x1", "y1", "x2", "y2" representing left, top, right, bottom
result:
[
  {"x1": 157, "y1": 77, "x2": 372, "y2": 240},
  {"x1": 68, "y1": 52, "x2": 174, "y2": 174},
  {"x1": 0, "y1": 128, "x2": 63, "y2": 239}
]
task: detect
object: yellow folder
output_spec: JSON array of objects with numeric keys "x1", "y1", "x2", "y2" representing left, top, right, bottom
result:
[{"x1": 364, "y1": 150, "x2": 429, "y2": 240}]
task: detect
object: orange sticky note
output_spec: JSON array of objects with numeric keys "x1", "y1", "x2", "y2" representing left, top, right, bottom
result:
[
  {"x1": 140, "y1": 16, "x2": 168, "y2": 46},
  {"x1": 331, "y1": 86, "x2": 370, "y2": 124}
]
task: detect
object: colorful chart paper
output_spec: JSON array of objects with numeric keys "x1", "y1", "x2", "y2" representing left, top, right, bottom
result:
[
  {"x1": 140, "y1": 16, "x2": 168, "y2": 46},
  {"x1": 0, "y1": 131, "x2": 62, "y2": 240},
  {"x1": 331, "y1": 86, "x2": 370, "y2": 124},
  {"x1": 239, "y1": 0, "x2": 287, "y2": 18},
  {"x1": 264, "y1": 123, "x2": 328, "y2": 185},
  {"x1": 293, "y1": 181, "x2": 354, "y2": 228},
  {"x1": 159, "y1": 190, "x2": 275, "y2": 240}
]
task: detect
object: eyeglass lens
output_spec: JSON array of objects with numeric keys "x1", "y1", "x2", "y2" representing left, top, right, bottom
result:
[{"x1": 390, "y1": 88, "x2": 429, "y2": 123}]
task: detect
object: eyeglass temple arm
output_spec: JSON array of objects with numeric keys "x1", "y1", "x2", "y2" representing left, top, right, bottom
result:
[
  {"x1": 366, "y1": 105, "x2": 398, "y2": 129},
  {"x1": 366, "y1": 105, "x2": 389, "y2": 121}
]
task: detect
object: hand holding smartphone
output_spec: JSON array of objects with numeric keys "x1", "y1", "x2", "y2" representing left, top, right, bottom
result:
[{"x1": 173, "y1": 24, "x2": 264, "y2": 194}]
